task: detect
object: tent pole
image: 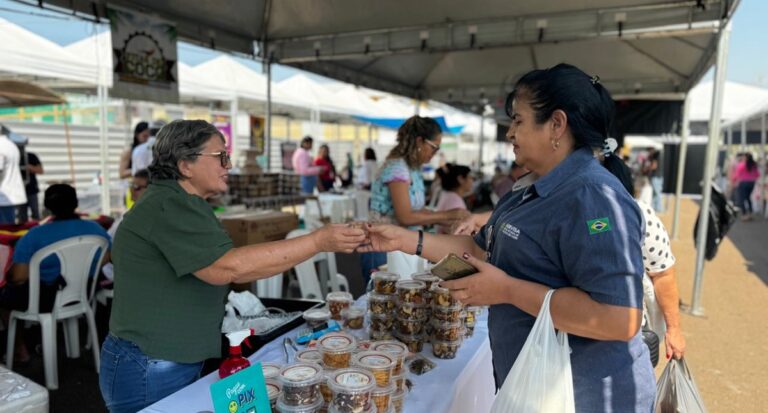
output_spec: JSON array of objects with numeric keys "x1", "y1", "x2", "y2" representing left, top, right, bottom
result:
[
  {"x1": 671, "y1": 94, "x2": 690, "y2": 239},
  {"x1": 98, "y1": 84, "x2": 111, "y2": 216},
  {"x1": 286, "y1": 117, "x2": 291, "y2": 142},
  {"x1": 478, "y1": 113, "x2": 485, "y2": 174},
  {"x1": 691, "y1": 23, "x2": 731, "y2": 316},
  {"x1": 62, "y1": 105, "x2": 76, "y2": 185},
  {"x1": 761, "y1": 114, "x2": 766, "y2": 215},
  {"x1": 741, "y1": 119, "x2": 747, "y2": 151},
  {"x1": 230, "y1": 97, "x2": 239, "y2": 167},
  {"x1": 266, "y1": 61, "x2": 272, "y2": 172}
]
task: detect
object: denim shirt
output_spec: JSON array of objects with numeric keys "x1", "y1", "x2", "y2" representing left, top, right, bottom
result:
[{"x1": 475, "y1": 147, "x2": 655, "y2": 412}]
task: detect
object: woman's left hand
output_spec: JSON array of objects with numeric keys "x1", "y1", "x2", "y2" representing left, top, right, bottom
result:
[
  {"x1": 440, "y1": 253, "x2": 512, "y2": 306},
  {"x1": 664, "y1": 327, "x2": 686, "y2": 360}
]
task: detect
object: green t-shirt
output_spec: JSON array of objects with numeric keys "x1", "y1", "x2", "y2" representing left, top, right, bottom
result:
[{"x1": 110, "y1": 180, "x2": 233, "y2": 363}]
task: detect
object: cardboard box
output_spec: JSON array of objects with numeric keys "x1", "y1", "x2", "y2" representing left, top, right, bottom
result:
[{"x1": 220, "y1": 210, "x2": 299, "y2": 247}]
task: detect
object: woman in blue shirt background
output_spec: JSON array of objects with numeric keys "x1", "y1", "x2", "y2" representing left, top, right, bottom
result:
[{"x1": 361, "y1": 64, "x2": 655, "y2": 412}]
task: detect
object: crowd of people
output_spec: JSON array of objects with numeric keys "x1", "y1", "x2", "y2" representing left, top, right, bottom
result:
[{"x1": 2, "y1": 62, "x2": 761, "y2": 413}]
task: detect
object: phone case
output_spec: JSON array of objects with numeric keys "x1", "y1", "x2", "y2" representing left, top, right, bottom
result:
[{"x1": 431, "y1": 253, "x2": 478, "y2": 281}]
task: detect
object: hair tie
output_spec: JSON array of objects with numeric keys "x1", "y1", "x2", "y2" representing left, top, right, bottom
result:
[
  {"x1": 590, "y1": 75, "x2": 600, "y2": 85},
  {"x1": 602, "y1": 137, "x2": 618, "y2": 157}
]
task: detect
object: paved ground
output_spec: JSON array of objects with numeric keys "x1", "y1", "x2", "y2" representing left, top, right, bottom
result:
[
  {"x1": 655, "y1": 198, "x2": 767, "y2": 413},
  {"x1": 2, "y1": 198, "x2": 766, "y2": 412}
]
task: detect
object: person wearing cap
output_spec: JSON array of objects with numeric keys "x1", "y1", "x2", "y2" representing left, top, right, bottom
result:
[
  {"x1": 0, "y1": 184, "x2": 110, "y2": 363},
  {"x1": 131, "y1": 119, "x2": 166, "y2": 176}
]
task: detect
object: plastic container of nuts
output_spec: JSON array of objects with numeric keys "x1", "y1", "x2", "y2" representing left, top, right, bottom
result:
[
  {"x1": 266, "y1": 379, "x2": 283, "y2": 411},
  {"x1": 394, "y1": 316, "x2": 427, "y2": 336},
  {"x1": 394, "y1": 301, "x2": 429, "y2": 320},
  {"x1": 391, "y1": 388, "x2": 408, "y2": 413},
  {"x1": 276, "y1": 396, "x2": 324, "y2": 413},
  {"x1": 431, "y1": 303, "x2": 463, "y2": 322},
  {"x1": 391, "y1": 371, "x2": 407, "y2": 392},
  {"x1": 371, "y1": 382, "x2": 396, "y2": 413},
  {"x1": 304, "y1": 308, "x2": 332, "y2": 329},
  {"x1": 393, "y1": 331, "x2": 424, "y2": 353},
  {"x1": 369, "y1": 313, "x2": 395, "y2": 332},
  {"x1": 412, "y1": 271, "x2": 441, "y2": 291},
  {"x1": 341, "y1": 306, "x2": 365, "y2": 330},
  {"x1": 465, "y1": 306, "x2": 480, "y2": 327},
  {"x1": 352, "y1": 351, "x2": 396, "y2": 387},
  {"x1": 395, "y1": 280, "x2": 427, "y2": 305},
  {"x1": 296, "y1": 349, "x2": 324, "y2": 365},
  {"x1": 431, "y1": 338, "x2": 462, "y2": 359},
  {"x1": 327, "y1": 368, "x2": 376, "y2": 413},
  {"x1": 369, "y1": 329, "x2": 395, "y2": 341},
  {"x1": 277, "y1": 362, "x2": 324, "y2": 406},
  {"x1": 262, "y1": 362, "x2": 283, "y2": 380},
  {"x1": 372, "y1": 271, "x2": 399, "y2": 295},
  {"x1": 327, "y1": 292, "x2": 354, "y2": 321},
  {"x1": 367, "y1": 292, "x2": 396, "y2": 316},
  {"x1": 430, "y1": 284, "x2": 459, "y2": 308},
  {"x1": 369, "y1": 340, "x2": 408, "y2": 376},
  {"x1": 319, "y1": 371, "x2": 333, "y2": 404},
  {"x1": 432, "y1": 320, "x2": 464, "y2": 341},
  {"x1": 318, "y1": 332, "x2": 357, "y2": 369}
]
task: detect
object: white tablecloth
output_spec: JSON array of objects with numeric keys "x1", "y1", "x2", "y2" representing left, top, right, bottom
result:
[{"x1": 141, "y1": 310, "x2": 495, "y2": 413}]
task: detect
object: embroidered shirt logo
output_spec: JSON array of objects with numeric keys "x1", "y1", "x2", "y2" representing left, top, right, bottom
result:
[
  {"x1": 587, "y1": 217, "x2": 612, "y2": 235},
  {"x1": 502, "y1": 223, "x2": 520, "y2": 240}
]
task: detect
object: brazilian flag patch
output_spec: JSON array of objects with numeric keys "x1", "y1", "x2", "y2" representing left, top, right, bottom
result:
[{"x1": 587, "y1": 217, "x2": 612, "y2": 235}]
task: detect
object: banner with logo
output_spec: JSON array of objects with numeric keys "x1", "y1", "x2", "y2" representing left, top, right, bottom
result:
[
  {"x1": 108, "y1": 6, "x2": 179, "y2": 103},
  {"x1": 212, "y1": 114, "x2": 233, "y2": 154},
  {"x1": 209, "y1": 363, "x2": 271, "y2": 413}
]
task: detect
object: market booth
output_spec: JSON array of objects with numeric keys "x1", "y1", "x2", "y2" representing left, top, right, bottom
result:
[{"x1": 16, "y1": 0, "x2": 740, "y2": 412}]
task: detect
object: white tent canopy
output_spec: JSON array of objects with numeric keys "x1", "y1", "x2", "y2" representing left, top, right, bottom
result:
[
  {"x1": 0, "y1": 16, "x2": 97, "y2": 87},
  {"x1": 689, "y1": 80, "x2": 768, "y2": 123}
]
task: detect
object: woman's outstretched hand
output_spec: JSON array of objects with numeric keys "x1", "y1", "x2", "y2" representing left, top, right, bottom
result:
[
  {"x1": 312, "y1": 224, "x2": 368, "y2": 253},
  {"x1": 354, "y1": 223, "x2": 410, "y2": 254}
]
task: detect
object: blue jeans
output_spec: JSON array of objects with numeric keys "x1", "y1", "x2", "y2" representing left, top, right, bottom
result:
[
  {"x1": 300, "y1": 175, "x2": 317, "y2": 194},
  {"x1": 0, "y1": 206, "x2": 15, "y2": 224},
  {"x1": 737, "y1": 181, "x2": 756, "y2": 214},
  {"x1": 360, "y1": 252, "x2": 387, "y2": 291},
  {"x1": 99, "y1": 333, "x2": 204, "y2": 413}
]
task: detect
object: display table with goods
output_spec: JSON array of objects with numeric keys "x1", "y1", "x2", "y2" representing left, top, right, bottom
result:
[{"x1": 141, "y1": 278, "x2": 496, "y2": 413}]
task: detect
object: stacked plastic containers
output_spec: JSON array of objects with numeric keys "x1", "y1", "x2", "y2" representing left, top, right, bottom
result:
[
  {"x1": 429, "y1": 283, "x2": 464, "y2": 359},
  {"x1": 368, "y1": 271, "x2": 399, "y2": 340},
  {"x1": 393, "y1": 279, "x2": 428, "y2": 353}
]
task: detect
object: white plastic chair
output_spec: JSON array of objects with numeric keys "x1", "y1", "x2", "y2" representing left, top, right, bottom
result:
[
  {"x1": 6, "y1": 235, "x2": 108, "y2": 390},
  {"x1": 255, "y1": 275, "x2": 283, "y2": 298},
  {"x1": 286, "y1": 229, "x2": 350, "y2": 300}
]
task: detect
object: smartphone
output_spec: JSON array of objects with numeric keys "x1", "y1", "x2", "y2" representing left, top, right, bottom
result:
[{"x1": 430, "y1": 253, "x2": 478, "y2": 281}]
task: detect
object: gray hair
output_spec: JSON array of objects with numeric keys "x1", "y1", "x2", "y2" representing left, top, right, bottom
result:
[{"x1": 148, "y1": 120, "x2": 224, "y2": 182}]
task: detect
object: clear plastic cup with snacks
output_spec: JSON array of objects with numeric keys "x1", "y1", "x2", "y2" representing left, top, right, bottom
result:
[
  {"x1": 370, "y1": 340, "x2": 408, "y2": 376},
  {"x1": 431, "y1": 338, "x2": 463, "y2": 360},
  {"x1": 372, "y1": 271, "x2": 400, "y2": 295},
  {"x1": 318, "y1": 332, "x2": 357, "y2": 369},
  {"x1": 276, "y1": 396, "x2": 323, "y2": 413},
  {"x1": 430, "y1": 284, "x2": 459, "y2": 308},
  {"x1": 326, "y1": 292, "x2": 354, "y2": 321},
  {"x1": 394, "y1": 300, "x2": 429, "y2": 320},
  {"x1": 266, "y1": 379, "x2": 283, "y2": 411},
  {"x1": 432, "y1": 320, "x2": 465, "y2": 342},
  {"x1": 371, "y1": 382, "x2": 396, "y2": 412},
  {"x1": 393, "y1": 331, "x2": 424, "y2": 353},
  {"x1": 303, "y1": 308, "x2": 332, "y2": 329},
  {"x1": 395, "y1": 316, "x2": 427, "y2": 336},
  {"x1": 327, "y1": 368, "x2": 376, "y2": 413},
  {"x1": 431, "y1": 303, "x2": 463, "y2": 322},
  {"x1": 352, "y1": 351, "x2": 396, "y2": 387},
  {"x1": 412, "y1": 271, "x2": 441, "y2": 291},
  {"x1": 341, "y1": 306, "x2": 365, "y2": 330},
  {"x1": 368, "y1": 292, "x2": 396, "y2": 316},
  {"x1": 296, "y1": 349, "x2": 323, "y2": 365},
  {"x1": 391, "y1": 387, "x2": 408, "y2": 413},
  {"x1": 277, "y1": 362, "x2": 324, "y2": 406},
  {"x1": 395, "y1": 280, "x2": 427, "y2": 305}
]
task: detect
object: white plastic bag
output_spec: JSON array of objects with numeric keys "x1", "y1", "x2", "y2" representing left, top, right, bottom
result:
[
  {"x1": 655, "y1": 358, "x2": 707, "y2": 413},
  {"x1": 490, "y1": 289, "x2": 575, "y2": 413},
  {"x1": 386, "y1": 251, "x2": 427, "y2": 280}
]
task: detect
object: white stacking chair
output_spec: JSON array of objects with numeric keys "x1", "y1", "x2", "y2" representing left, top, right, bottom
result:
[
  {"x1": 255, "y1": 275, "x2": 283, "y2": 298},
  {"x1": 286, "y1": 229, "x2": 350, "y2": 300},
  {"x1": 6, "y1": 235, "x2": 108, "y2": 390}
]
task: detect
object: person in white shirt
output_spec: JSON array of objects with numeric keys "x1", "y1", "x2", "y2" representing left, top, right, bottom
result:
[
  {"x1": 0, "y1": 134, "x2": 27, "y2": 224},
  {"x1": 357, "y1": 147, "x2": 378, "y2": 190},
  {"x1": 131, "y1": 120, "x2": 166, "y2": 176}
]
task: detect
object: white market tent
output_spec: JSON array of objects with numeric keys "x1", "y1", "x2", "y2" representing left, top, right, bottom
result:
[
  {"x1": 689, "y1": 80, "x2": 768, "y2": 123},
  {"x1": 32, "y1": 0, "x2": 740, "y2": 314},
  {"x1": 0, "y1": 16, "x2": 97, "y2": 88}
]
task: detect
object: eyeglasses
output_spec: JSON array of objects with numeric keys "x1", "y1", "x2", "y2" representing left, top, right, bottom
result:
[
  {"x1": 131, "y1": 184, "x2": 148, "y2": 191},
  {"x1": 196, "y1": 151, "x2": 231, "y2": 167},
  {"x1": 424, "y1": 139, "x2": 440, "y2": 153}
]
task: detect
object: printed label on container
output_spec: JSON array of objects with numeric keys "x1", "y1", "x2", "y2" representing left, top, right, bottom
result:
[
  {"x1": 265, "y1": 382, "x2": 280, "y2": 398},
  {"x1": 335, "y1": 372, "x2": 372, "y2": 387},
  {"x1": 298, "y1": 350, "x2": 322, "y2": 361},
  {"x1": 261, "y1": 365, "x2": 280, "y2": 377},
  {"x1": 321, "y1": 335, "x2": 353, "y2": 349},
  {"x1": 282, "y1": 365, "x2": 319, "y2": 381},
  {"x1": 361, "y1": 354, "x2": 393, "y2": 367},
  {"x1": 374, "y1": 343, "x2": 406, "y2": 354}
]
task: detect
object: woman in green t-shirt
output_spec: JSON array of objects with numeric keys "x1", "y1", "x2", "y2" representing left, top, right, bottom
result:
[{"x1": 99, "y1": 120, "x2": 367, "y2": 413}]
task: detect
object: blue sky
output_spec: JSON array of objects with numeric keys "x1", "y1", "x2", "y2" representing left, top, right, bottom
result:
[{"x1": 1, "y1": 0, "x2": 766, "y2": 87}]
